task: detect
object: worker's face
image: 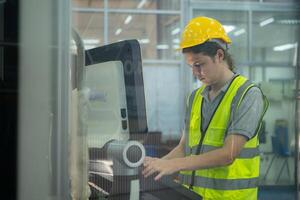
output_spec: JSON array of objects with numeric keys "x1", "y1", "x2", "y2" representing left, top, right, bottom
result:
[{"x1": 184, "y1": 51, "x2": 223, "y2": 86}]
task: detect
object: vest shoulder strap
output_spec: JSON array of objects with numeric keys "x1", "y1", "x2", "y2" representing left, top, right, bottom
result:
[{"x1": 227, "y1": 79, "x2": 269, "y2": 138}]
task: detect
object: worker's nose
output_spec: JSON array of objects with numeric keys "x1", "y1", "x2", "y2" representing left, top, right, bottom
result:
[{"x1": 192, "y1": 66, "x2": 202, "y2": 76}]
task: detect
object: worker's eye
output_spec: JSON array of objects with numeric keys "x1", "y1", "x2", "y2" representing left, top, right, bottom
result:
[{"x1": 193, "y1": 63, "x2": 203, "y2": 68}]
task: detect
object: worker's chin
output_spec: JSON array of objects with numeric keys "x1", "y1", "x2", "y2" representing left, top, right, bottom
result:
[
  {"x1": 200, "y1": 79, "x2": 210, "y2": 85},
  {"x1": 199, "y1": 77, "x2": 206, "y2": 82}
]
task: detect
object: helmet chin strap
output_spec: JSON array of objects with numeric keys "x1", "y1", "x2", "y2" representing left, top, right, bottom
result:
[{"x1": 208, "y1": 39, "x2": 230, "y2": 50}]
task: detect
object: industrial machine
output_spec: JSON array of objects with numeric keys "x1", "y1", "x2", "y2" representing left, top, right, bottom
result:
[{"x1": 83, "y1": 40, "x2": 200, "y2": 200}]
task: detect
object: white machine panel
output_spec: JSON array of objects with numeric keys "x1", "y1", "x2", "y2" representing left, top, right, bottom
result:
[{"x1": 84, "y1": 61, "x2": 129, "y2": 148}]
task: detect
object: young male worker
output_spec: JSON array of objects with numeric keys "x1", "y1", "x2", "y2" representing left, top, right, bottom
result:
[{"x1": 142, "y1": 16, "x2": 269, "y2": 200}]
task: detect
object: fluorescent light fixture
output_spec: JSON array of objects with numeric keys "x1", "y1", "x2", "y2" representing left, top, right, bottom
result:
[
  {"x1": 115, "y1": 28, "x2": 122, "y2": 35},
  {"x1": 83, "y1": 39, "x2": 100, "y2": 44},
  {"x1": 85, "y1": 45, "x2": 97, "y2": 50},
  {"x1": 70, "y1": 44, "x2": 77, "y2": 51},
  {"x1": 124, "y1": 15, "x2": 132, "y2": 25},
  {"x1": 260, "y1": 17, "x2": 274, "y2": 27},
  {"x1": 156, "y1": 44, "x2": 169, "y2": 50},
  {"x1": 71, "y1": 39, "x2": 99, "y2": 48},
  {"x1": 138, "y1": 38, "x2": 150, "y2": 44},
  {"x1": 173, "y1": 38, "x2": 180, "y2": 43},
  {"x1": 273, "y1": 43, "x2": 297, "y2": 51},
  {"x1": 293, "y1": 43, "x2": 298, "y2": 66},
  {"x1": 173, "y1": 44, "x2": 179, "y2": 49},
  {"x1": 222, "y1": 25, "x2": 235, "y2": 33},
  {"x1": 233, "y1": 29, "x2": 246, "y2": 36},
  {"x1": 171, "y1": 28, "x2": 180, "y2": 35},
  {"x1": 137, "y1": 0, "x2": 147, "y2": 9},
  {"x1": 277, "y1": 19, "x2": 300, "y2": 25}
]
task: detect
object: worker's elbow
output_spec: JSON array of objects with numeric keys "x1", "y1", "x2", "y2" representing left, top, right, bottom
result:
[
  {"x1": 223, "y1": 153, "x2": 235, "y2": 166},
  {"x1": 177, "y1": 143, "x2": 185, "y2": 156},
  {"x1": 178, "y1": 146, "x2": 185, "y2": 158}
]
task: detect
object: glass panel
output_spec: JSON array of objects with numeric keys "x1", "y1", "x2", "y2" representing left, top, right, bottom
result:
[
  {"x1": 298, "y1": 78, "x2": 300, "y2": 194},
  {"x1": 72, "y1": 12, "x2": 104, "y2": 49},
  {"x1": 230, "y1": 0, "x2": 258, "y2": 1},
  {"x1": 108, "y1": 13, "x2": 181, "y2": 60},
  {"x1": 143, "y1": 64, "x2": 182, "y2": 140},
  {"x1": 255, "y1": 66, "x2": 296, "y2": 187},
  {"x1": 252, "y1": 11, "x2": 298, "y2": 188},
  {"x1": 72, "y1": 0, "x2": 104, "y2": 8},
  {"x1": 18, "y1": 0, "x2": 70, "y2": 199},
  {"x1": 1, "y1": 1, "x2": 17, "y2": 198},
  {"x1": 108, "y1": 0, "x2": 180, "y2": 10},
  {"x1": 81, "y1": 40, "x2": 198, "y2": 199},
  {"x1": 69, "y1": 0, "x2": 300, "y2": 199},
  {"x1": 252, "y1": 11, "x2": 300, "y2": 64},
  {"x1": 265, "y1": 0, "x2": 298, "y2": 2},
  {"x1": 194, "y1": 0, "x2": 258, "y2": 1},
  {"x1": 192, "y1": 6, "x2": 299, "y2": 199},
  {"x1": 193, "y1": 10, "x2": 249, "y2": 65}
]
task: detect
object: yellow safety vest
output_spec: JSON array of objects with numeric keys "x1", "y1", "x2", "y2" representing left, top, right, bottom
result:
[{"x1": 178, "y1": 75, "x2": 268, "y2": 200}]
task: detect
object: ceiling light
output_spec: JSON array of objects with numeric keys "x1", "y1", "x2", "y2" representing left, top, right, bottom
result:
[
  {"x1": 115, "y1": 28, "x2": 122, "y2": 35},
  {"x1": 156, "y1": 44, "x2": 169, "y2": 50},
  {"x1": 171, "y1": 28, "x2": 180, "y2": 35},
  {"x1": 137, "y1": 0, "x2": 147, "y2": 9},
  {"x1": 173, "y1": 44, "x2": 179, "y2": 49},
  {"x1": 277, "y1": 19, "x2": 300, "y2": 25},
  {"x1": 260, "y1": 17, "x2": 274, "y2": 27},
  {"x1": 138, "y1": 38, "x2": 150, "y2": 44},
  {"x1": 273, "y1": 43, "x2": 297, "y2": 51},
  {"x1": 84, "y1": 45, "x2": 97, "y2": 50},
  {"x1": 233, "y1": 29, "x2": 246, "y2": 36},
  {"x1": 124, "y1": 15, "x2": 132, "y2": 25},
  {"x1": 222, "y1": 25, "x2": 235, "y2": 33},
  {"x1": 293, "y1": 43, "x2": 298, "y2": 66},
  {"x1": 83, "y1": 39, "x2": 100, "y2": 44},
  {"x1": 173, "y1": 38, "x2": 180, "y2": 43}
]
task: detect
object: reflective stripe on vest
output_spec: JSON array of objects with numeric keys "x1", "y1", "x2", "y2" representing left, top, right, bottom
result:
[
  {"x1": 180, "y1": 75, "x2": 268, "y2": 199},
  {"x1": 178, "y1": 173, "x2": 259, "y2": 190},
  {"x1": 189, "y1": 144, "x2": 259, "y2": 158}
]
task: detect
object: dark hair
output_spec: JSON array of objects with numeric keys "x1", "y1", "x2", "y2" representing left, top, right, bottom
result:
[{"x1": 182, "y1": 42, "x2": 235, "y2": 71}]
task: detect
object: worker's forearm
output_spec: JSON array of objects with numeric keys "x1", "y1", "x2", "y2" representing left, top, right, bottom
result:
[
  {"x1": 174, "y1": 148, "x2": 233, "y2": 171},
  {"x1": 161, "y1": 145, "x2": 185, "y2": 160}
]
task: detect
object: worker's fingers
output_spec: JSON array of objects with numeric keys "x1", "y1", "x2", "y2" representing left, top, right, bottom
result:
[
  {"x1": 142, "y1": 163, "x2": 153, "y2": 175},
  {"x1": 144, "y1": 156, "x2": 153, "y2": 162},
  {"x1": 143, "y1": 164, "x2": 156, "y2": 177},
  {"x1": 142, "y1": 157, "x2": 163, "y2": 178},
  {"x1": 143, "y1": 159, "x2": 151, "y2": 166},
  {"x1": 143, "y1": 157, "x2": 157, "y2": 166},
  {"x1": 142, "y1": 166, "x2": 149, "y2": 175},
  {"x1": 154, "y1": 171, "x2": 164, "y2": 181},
  {"x1": 143, "y1": 166, "x2": 157, "y2": 178}
]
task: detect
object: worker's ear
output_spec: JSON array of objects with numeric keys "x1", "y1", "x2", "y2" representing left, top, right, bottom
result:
[{"x1": 215, "y1": 49, "x2": 225, "y2": 63}]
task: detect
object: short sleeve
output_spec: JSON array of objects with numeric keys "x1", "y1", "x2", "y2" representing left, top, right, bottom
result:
[{"x1": 227, "y1": 87, "x2": 264, "y2": 139}]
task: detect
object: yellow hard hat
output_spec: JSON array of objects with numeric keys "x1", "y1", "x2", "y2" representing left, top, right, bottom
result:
[{"x1": 178, "y1": 16, "x2": 232, "y2": 49}]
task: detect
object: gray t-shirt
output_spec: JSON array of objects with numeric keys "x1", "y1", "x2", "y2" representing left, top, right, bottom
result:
[{"x1": 200, "y1": 74, "x2": 264, "y2": 140}]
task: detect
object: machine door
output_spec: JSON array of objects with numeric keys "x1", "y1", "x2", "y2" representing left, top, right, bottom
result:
[
  {"x1": 84, "y1": 40, "x2": 200, "y2": 200},
  {"x1": 84, "y1": 40, "x2": 148, "y2": 198},
  {"x1": 85, "y1": 39, "x2": 148, "y2": 139}
]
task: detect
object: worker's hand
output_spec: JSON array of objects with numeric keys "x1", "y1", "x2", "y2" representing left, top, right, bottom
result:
[
  {"x1": 143, "y1": 156, "x2": 159, "y2": 164},
  {"x1": 142, "y1": 156, "x2": 180, "y2": 181}
]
